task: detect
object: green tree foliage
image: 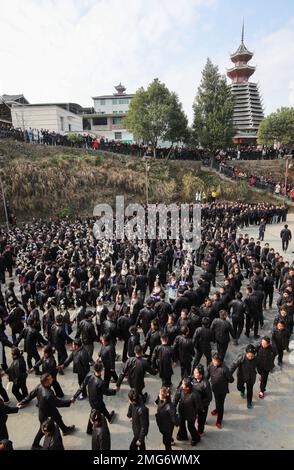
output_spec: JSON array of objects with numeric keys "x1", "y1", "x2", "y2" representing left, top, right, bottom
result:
[
  {"x1": 123, "y1": 79, "x2": 188, "y2": 157},
  {"x1": 257, "y1": 107, "x2": 294, "y2": 147},
  {"x1": 192, "y1": 58, "x2": 234, "y2": 152},
  {"x1": 66, "y1": 133, "x2": 84, "y2": 146}
]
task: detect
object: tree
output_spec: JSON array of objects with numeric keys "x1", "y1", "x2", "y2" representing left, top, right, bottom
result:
[
  {"x1": 66, "y1": 133, "x2": 83, "y2": 147},
  {"x1": 192, "y1": 58, "x2": 234, "y2": 152},
  {"x1": 123, "y1": 79, "x2": 188, "y2": 157},
  {"x1": 257, "y1": 107, "x2": 294, "y2": 147}
]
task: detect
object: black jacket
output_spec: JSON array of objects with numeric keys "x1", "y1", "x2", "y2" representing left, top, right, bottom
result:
[
  {"x1": 143, "y1": 329, "x2": 161, "y2": 355},
  {"x1": 163, "y1": 324, "x2": 179, "y2": 346},
  {"x1": 127, "y1": 402, "x2": 149, "y2": 441},
  {"x1": 207, "y1": 363, "x2": 233, "y2": 395},
  {"x1": 228, "y1": 299, "x2": 246, "y2": 321},
  {"x1": 174, "y1": 387, "x2": 202, "y2": 421},
  {"x1": 193, "y1": 326, "x2": 213, "y2": 353},
  {"x1": 92, "y1": 417, "x2": 111, "y2": 450},
  {"x1": 34, "y1": 356, "x2": 58, "y2": 378},
  {"x1": 76, "y1": 319, "x2": 98, "y2": 345},
  {"x1": 15, "y1": 326, "x2": 47, "y2": 353},
  {"x1": 155, "y1": 401, "x2": 178, "y2": 435},
  {"x1": 136, "y1": 307, "x2": 156, "y2": 335},
  {"x1": 117, "y1": 315, "x2": 132, "y2": 341},
  {"x1": 6, "y1": 356, "x2": 27, "y2": 384},
  {"x1": 50, "y1": 324, "x2": 72, "y2": 350},
  {"x1": 102, "y1": 319, "x2": 117, "y2": 345},
  {"x1": 173, "y1": 335, "x2": 194, "y2": 367},
  {"x1": 151, "y1": 344, "x2": 174, "y2": 379},
  {"x1": 230, "y1": 354, "x2": 258, "y2": 384},
  {"x1": 63, "y1": 347, "x2": 90, "y2": 375},
  {"x1": 154, "y1": 301, "x2": 172, "y2": 327},
  {"x1": 210, "y1": 318, "x2": 235, "y2": 344},
  {"x1": 191, "y1": 377, "x2": 212, "y2": 408},
  {"x1": 74, "y1": 374, "x2": 115, "y2": 408},
  {"x1": 256, "y1": 343, "x2": 276, "y2": 371},
  {"x1": 20, "y1": 384, "x2": 71, "y2": 423},
  {"x1": 272, "y1": 328, "x2": 289, "y2": 350},
  {"x1": 127, "y1": 333, "x2": 141, "y2": 358},
  {"x1": 117, "y1": 356, "x2": 155, "y2": 392},
  {"x1": 172, "y1": 297, "x2": 190, "y2": 317},
  {"x1": 6, "y1": 306, "x2": 25, "y2": 334},
  {"x1": 99, "y1": 344, "x2": 116, "y2": 370}
]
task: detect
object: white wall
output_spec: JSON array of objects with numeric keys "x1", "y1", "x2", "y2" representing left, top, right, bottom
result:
[
  {"x1": 91, "y1": 129, "x2": 134, "y2": 142},
  {"x1": 11, "y1": 105, "x2": 83, "y2": 134},
  {"x1": 93, "y1": 98, "x2": 132, "y2": 114}
]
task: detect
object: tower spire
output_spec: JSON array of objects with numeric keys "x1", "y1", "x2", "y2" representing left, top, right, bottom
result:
[{"x1": 241, "y1": 19, "x2": 244, "y2": 44}]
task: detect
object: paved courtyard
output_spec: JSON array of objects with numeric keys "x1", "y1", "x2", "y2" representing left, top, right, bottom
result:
[{"x1": 3, "y1": 213, "x2": 294, "y2": 450}]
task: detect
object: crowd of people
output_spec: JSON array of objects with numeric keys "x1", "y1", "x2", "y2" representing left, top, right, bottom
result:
[
  {"x1": 218, "y1": 161, "x2": 294, "y2": 201},
  {"x1": 0, "y1": 202, "x2": 293, "y2": 451}
]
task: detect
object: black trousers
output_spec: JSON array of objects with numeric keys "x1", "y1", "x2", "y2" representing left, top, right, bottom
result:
[
  {"x1": 57, "y1": 347, "x2": 68, "y2": 365},
  {"x1": 52, "y1": 378, "x2": 64, "y2": 398},
  {"x1": 160, "y1": 374, "x2": 172, "y2": 387},
  {"x1": 263, "y1": 291, "x2": 273, "y2": 309},
  {"x1": 177, "y1": 416, "x2": 200, "y2": 442},
  {"x1": 245, "y1": 316, "x2": 259, "y2": 337},
  {"x1": 130, "y1": 437, "x2": 146, "y2": 451},
  {"x1": 197, "y1": 406, "x2": 209, "y2": 434},
  {"x1": 282, "y1": 239, "x2": 289, "y2": 251},
  {"x1": 162, "y1": 432, "x2": 173, "y2": 450},
  {"x1": 237, "y1": 379, "x2": 254, "y2": 405},
  {"x1": 27, "y1": 350, "x2": 41, "y2": 371},
  {"x1": 78, "y1": 372, "x2": 88, "y2": 397},
  {"x1": 193, "y1": 349, "x2": 212, "y2": 368},
  {"x1": 258, "y1": 368, "x2": 270, "y2": 393},
  {"x1": 104, "y1": 368, "x2": 118, "y2": 390},
  {"x1": 216, "y1": 342, "x2": 229, "y2": 361},
  {"x1": 180, "y1": 363, "x2": 192, "y2": 379},
  {"x1": 83, "y1": 343, "x2": 94, "y2": 362},
  {"x1": 32, "y1": 414, "x2": 68, "y2": 448},
  {"x1": 214, "y1": 393, "x2": 226, "y2": 423},
  {"x1": 232, "y1": 319, "x2": 244, "y2": 340},
  {"x1": 12, "y1": 380, "x2": 28, "y2": 402},
  {"x1": 277, "y1": 347, "x2": 284, "y2": 363}
]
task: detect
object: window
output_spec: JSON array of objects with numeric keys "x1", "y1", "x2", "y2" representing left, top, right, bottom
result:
[
  {"x1": 119, "y1": 99, "x2": 129, "y2": 104},
  {"x1": 112, "y1": 99, "x2": 118, "y2": 105},
  {"x1": 60, "y1": 116, "x2": 64, "y2": 131},
  {"x1": 83, "y1": 118, "x2": 91, "y2": 131},
  {"x1": 112, "y1": 117, "x2": 121, "y2": 125},
  {"x1": 68, "y1": 124, "x2": 71, "y2": 132},
  {"x1": 100, "y1": 99, "x2": 106, "y2": 105},
  {"x1": 115, "y1": 132, "x2": 122, "y2": 140},
  {"x1": 93, "y1": 117, "x2": 108, "y2": 126},
  {"x1": 113, "y1": 111, "x2": 118, "y2": 114}
]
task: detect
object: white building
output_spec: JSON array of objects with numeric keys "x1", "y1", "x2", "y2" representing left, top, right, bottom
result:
[
  {"x1": 82, "y1": 83, "x2": 134, "y2": 142},
  {"x1": 11, "y1": 103, "x2": 83, "y2": 134}
]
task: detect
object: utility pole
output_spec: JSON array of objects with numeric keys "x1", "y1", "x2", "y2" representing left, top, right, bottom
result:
[
  {"x1": 143, "y1": 157, "x2": 151, "y2": 205},
  {"x1": 284, "y1": 155, "x2": 293, "y2": 196}
]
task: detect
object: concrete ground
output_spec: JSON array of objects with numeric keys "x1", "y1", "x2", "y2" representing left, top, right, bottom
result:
[{"x1": 3, "y1": 214, "x2": 294, "y2": 450}]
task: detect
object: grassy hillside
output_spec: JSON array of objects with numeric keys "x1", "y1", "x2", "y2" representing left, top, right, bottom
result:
[{"x1": 0, "y1": 140, "x2": 282, "y2": 220}]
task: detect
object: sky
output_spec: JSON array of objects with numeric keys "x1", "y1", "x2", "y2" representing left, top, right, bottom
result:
[{"x1": 0, "y1": 0, "x2": 294, "y2": 123}]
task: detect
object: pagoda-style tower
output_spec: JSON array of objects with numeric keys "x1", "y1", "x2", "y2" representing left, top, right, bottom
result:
[{"x1": 227, "y1": 23, "x2": 264, "y2": 144}]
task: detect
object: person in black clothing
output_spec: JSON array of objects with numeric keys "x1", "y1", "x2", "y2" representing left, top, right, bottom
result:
[
  {"x1": 102, "y1": 311, "x2": 118, "y2": 348},
  {"x1": 280, "y1": 225, "x2": 292, "y2": 252},
  {"x1": 191, "y1": 364, "x2": 212, "y2": 435},
  {"x1": 173, "y1": 326, "x2": 194, "y2": 379},
  {"x1": 154, "y1": 292, "x2": 172, "y2": 328},
  {"x1": 127, "y1": 389, "x2": 149, "y2": 451},
  {"x1": 207, "y1": 353, "x2": 234, "y2": 429},
  {"x1": 151, "y1": 334, "x2": 175, "y2": 387},
  {"x1": 210, "y1": 310, "x2": 235, "y2": 361},
  {"x1": 0, "y1": 369, "x2": 9, "y2": 403},
  {"x1": 135, "y1": 298, "x2": 156, "y2": 337},
  {"x1": 127, "y1": 326, "x2": 141, "y2": 359},
  {"x1": 116, "y1": 345, "x2": 156, "y2": 400},
  {"x1": 60, "y1": 338, "x2": 90, "y2": 399},
  {"x1": 272, "y1": 321, "x2": 289, "y2": 366},
  {"x1": 0, "y1": 322, "x2": 13, "y2": 371},
  {"x1": 192, "y1": 317, "x2": 213, "y2": 367},
  {"x1": 172, "y1": 288, "x2": 190, "y2": 318},
  {"x1": 0, "y1": 438, "x2": 14, "y2": 450},
  {"x1": 155, "y1": 386, "x2": 178, "y2": 450},
  {"x1": 41, "y1": 418, "x2": 64, "y2": 450},
  {"x1": 29, "y1": 345, "x2": 64, "y2": 398},
  {"x1": 256, "y1": 336, "x2": 276, "y2": 399},
  {"x1": 73, "y1": 362, "x2": 115, "y2": 433},
  {"x1": 98, "y1": 335, "x2": 118, "y2": 390},
  {"x1": 15, "y1": 318, "x2": 48, "y2": 374},
  {"x1": 244, "y1": 286, "x2": 260, "y2": 339},
  {"x1": 5, "y1": 348, "x2": 28, "y2": 402},
  {"x1": 90, "y1": 409, "x2": 111, "y2": 450},
  {"x1": 228, "y1": 293, "x2": 246, "y2": 344},
  {"x1": 174, "y1": 377, "x2": 202, "y2": 446},
  {"x1": 230, "y1": 344, "x2": 258, "y2": 409},
  {"x1": 50, "y1": 315, "x2": 72, "y2": 371},
  {"x1": 18, "y1": 373, "x2": 75, "y2": 449},
  {"x1": 117, "y1": 307, "x2": 132, "y2": 363},
  {"x1": 6, "y1": 303, "x2": 25, "y2": 344},
  {"x1": 0, "y1": 398, "x2": 19, "y2": 440},
  {"x1": 76, "y1": 310, "x2": 98, "y2": 364},
  {"x1": 143, "y1": 319, "x2": 161, "y2": 360},
  {"x1": 263, "y1": 270, "x2": 274, "y2": 310},
  {"x1": 163, "y1": 314, "x2": 179, "y2": 346}
]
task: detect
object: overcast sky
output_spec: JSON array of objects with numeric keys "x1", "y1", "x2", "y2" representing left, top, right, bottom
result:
[{"x1": 1, "y1": 0, "x2": 294, "y2": 122}]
